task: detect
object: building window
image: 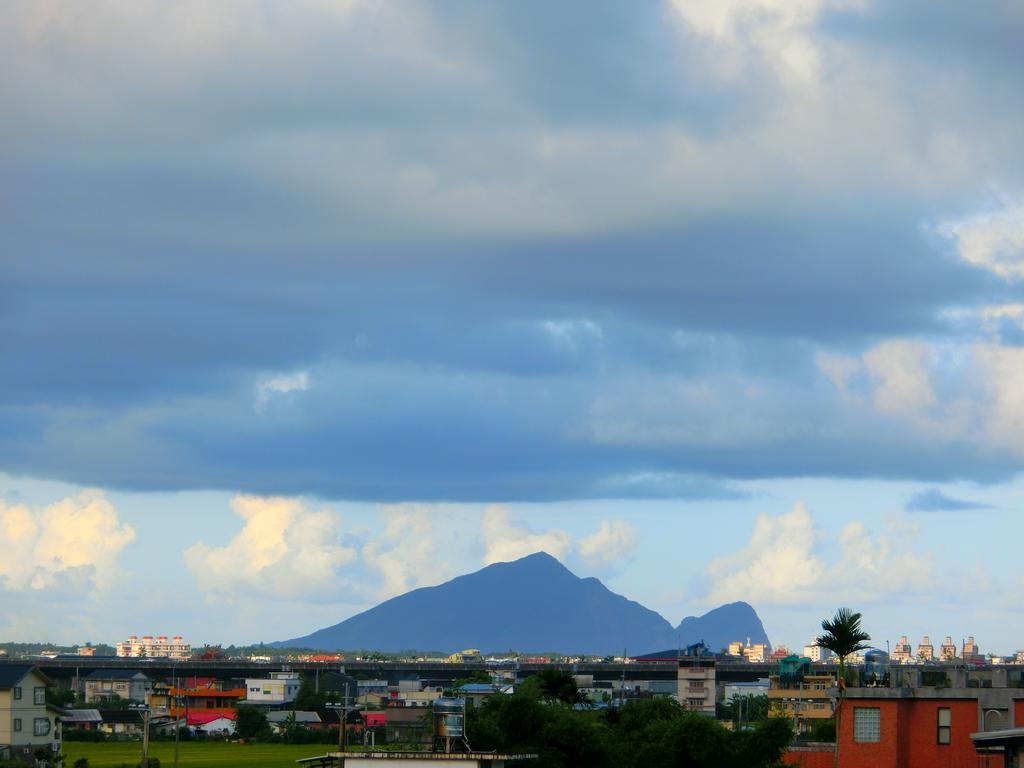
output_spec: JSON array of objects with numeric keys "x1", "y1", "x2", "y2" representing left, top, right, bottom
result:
[
  {"x1": 34, "y1": 687, "x2": 45, "y2": 705},
  {"x1": 853, "y1": 707, "x2": 881, "y2": 743},
  {"x1": 13, "y1": 719, "x2": 22, "y2": 732},
  {"x1": 13, "y1": 686, "x2": 22, "y2": 700},
  {"x1": 34, "y1": 718, "x2": 51, "y2": 736},
  {"x1": 937, "y1": 707, "x2": 951, "y2": 745}
]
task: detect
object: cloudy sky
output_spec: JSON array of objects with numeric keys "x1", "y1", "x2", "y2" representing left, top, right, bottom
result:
[{"x1": 3, "y1": 0, "x2": 1024, "y2": 654}]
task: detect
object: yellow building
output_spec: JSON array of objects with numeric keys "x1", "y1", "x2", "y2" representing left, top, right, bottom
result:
[
  {"x1": 446, "y1": 649, "x2": 482, "y2": 663},
  {"x1": 768, "y1": 657, "x2": 834, "y2": 734}
]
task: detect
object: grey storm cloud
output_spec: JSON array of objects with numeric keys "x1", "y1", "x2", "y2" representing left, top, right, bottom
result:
[{"x1": 2, "y1": 0, "x2": 1024, "y2": 501}]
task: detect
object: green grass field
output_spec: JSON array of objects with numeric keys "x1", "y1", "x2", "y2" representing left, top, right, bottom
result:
[{"x1": 63, "y1": 742, "x2": 335, "y2": 768}]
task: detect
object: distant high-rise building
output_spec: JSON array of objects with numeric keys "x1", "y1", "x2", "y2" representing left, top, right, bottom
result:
[
  {"x1": 940, "y1": 636, "x2": 958, "y2": 661},
  {"x1": 964, "y1": 636, "x2": 983, "y2": 663},
  {"x1": 917, "y1": 636, "x2": 934, "y2": 662},
  {"x1": 891, "y1": 636, "x2": 913, "y2": 663}
]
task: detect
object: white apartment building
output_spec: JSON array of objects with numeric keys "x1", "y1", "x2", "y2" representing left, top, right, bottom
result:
[
  {"x1": 116, "y1": 635, "x2": 190, "y2": 660},
  {"x1": 801, "y1": 644, "x2": 833, "y2": 662},
  {"x1": 245, "y1": 672, "x2": 301, "y2": 704}
]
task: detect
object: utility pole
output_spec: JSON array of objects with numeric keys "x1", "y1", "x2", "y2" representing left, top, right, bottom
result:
[
  {"x1": 326, "y1": 696, "x2": 355, "y2": 759},
  {"x1": 143, "y1": 707, "x2": 150, "y2": 768},
  {"x1": 172, "y1": 667, "x2": 180, "y2": 768},
  {"x1": 131, "y1": 704, "x2": 151, "y2": 768}
]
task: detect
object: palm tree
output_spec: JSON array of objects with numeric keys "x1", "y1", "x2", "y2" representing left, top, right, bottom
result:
[
  {"x1": 535, "y1": 669, "x2": 588, "y2": 708},
  {"x1": 816, "y1": 607, "x2": 870, "y2": 768}
]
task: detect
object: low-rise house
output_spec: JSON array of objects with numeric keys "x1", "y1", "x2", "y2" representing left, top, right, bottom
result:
[
  {"x1": 358, "y1": 692, "x2": 388, "y2": 708},
  {"x1": 59, "y1": 709, "x2": 103, "y2": 730},
  {"x1": 267, "y1": 711, "x2": 321, "y2": 733},
  {"x1": 244, "y1": 672, "x2": 301, "y2": 704},
  {"x1": 188, "y1": 712, "x2": 236, "y2": 735},
  {"x1": 84, "y1": 670, "x2": 152, "y2": 704},
  {"x1": 384, "y1": 706, "x2": 430, "y2": 746},
  {"x1": 0, "y1": 665, "x2": 62, "y2": 764},
  {"x1": 456, "y1": 684, "x2": 507, "y2": 710},
  {"x1": 97, "y1": 709, "x2": 145, "y2": 736},
  {"x1": 169, "y1": 679, "x2": 245, "y2": 720}
]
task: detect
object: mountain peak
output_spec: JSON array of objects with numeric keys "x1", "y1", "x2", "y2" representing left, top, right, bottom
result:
[
  {"x1": 274, "y1": 553, "x2": 769, "y2": 656},
  {"x1": 500, "y1": 550, "x2": 569, "y2": 570},
  {"x1": 677, "y1": 601, "x2": 770, "y2": 651}
]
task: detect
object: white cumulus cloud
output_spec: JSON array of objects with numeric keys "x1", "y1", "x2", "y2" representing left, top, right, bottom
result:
[
  {"x1": 0, "y1": 490, "x2": 135, "y2": 593},
  {"x1": 705, "y1": 502, "x2": 936, "y2": 606},
  {"x1": 940, "y1": 202, "x2": 1024, "y2": 281},
  {"x1": 362, "y1": 505, "x2": 450, "y2": 599},
  {"x1": 576, "y1": 520, "x2": 638, "y2": 565},
  {"x1": 481, "y1": 506, "x2": 571, "y2": 565},
  {"x1": 184, "y1": 494, "x2": 356, "y2": 600}
]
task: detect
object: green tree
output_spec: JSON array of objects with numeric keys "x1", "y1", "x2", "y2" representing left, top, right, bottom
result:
[
  {"x1": 234, "y1": 704, "x2": 270, "y2": 740},
  {"x1": 816, "y1": 607, "x2": 871, "y2": 768},
  {"x1": 466, "y1": 678, "x2": 790, "y2": 768},
  {"x1": 452, "y1": 671, "x2": 492, "y2": 689},
  {"x1": 717, "y1": 693, "x2": 770, "y2": 726},
  {"x1": 534, "y1": 669, "x2": 587, "y2": 708},
  {"x1": 47, "y1": 686, "x2": 77, "y2": 708},
  {"x1": 293, "y1": 674, "x2": 326, "y2": 711}
]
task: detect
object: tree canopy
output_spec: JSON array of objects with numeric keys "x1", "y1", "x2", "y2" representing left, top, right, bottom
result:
[{"x1": 466, "y1": 683, "x2": 792, "y2": 768}]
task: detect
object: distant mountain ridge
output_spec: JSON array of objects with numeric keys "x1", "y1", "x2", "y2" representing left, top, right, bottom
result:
[
  {"x1": 274, "y1": 552, "x2": 770, "y2": 656},
  {"x1": 677, "y1": 601, "x2": 771, "y2": 653}
]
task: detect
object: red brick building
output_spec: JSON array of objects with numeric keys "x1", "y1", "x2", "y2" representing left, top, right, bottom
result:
[{"x1": 784, "y1": 683, "x2": 1024, "y2": 768}]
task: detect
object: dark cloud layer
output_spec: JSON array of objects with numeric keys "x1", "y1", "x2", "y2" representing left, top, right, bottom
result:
[{"x1": 2, "y1": 0, "x2": 1024, "y2": 500}]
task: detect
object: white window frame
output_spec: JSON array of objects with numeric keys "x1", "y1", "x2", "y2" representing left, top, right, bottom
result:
[{"x1": 853, "y1": 707, "x2": 881, "y2": 743}]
